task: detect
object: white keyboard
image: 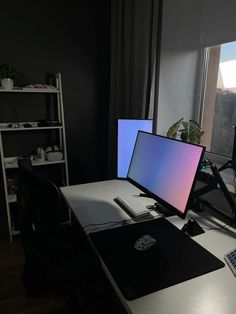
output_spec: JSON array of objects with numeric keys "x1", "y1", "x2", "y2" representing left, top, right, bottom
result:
[{"x1": 114, "y1": 195, "x2": 152, "y2": 220}]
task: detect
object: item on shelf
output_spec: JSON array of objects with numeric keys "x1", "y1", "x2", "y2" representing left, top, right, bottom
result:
[
  {"x1": 0, "y1": 63, "x2": 19, "y2": 90},
  {"x1": 0, "y1": 122, "x2": 39, "y2": 129},
  {"x1": 31, "y1": 122, "x2": 39, "y2": 128},
  {"x1": 0, "y1": 123, "x2": 8, "y2": 129},
  {"x1": 23, "y1": 84, "x2": 56, "y2": 89},
  {"x1": 48, "y1": 121, "x2": 62, "y2": 126},
  {"x1": 37, "y1": 120, "x2": 50, "y2": 127},
  {"x1": 8, "y1": 123, "x2": 20, "y2": 128},
  {"x1": 23, "y1": 123, "x2": 32, "y2": 128},
  {"x1": 37, "y1": 120, "x2": 62, "y2": 127},
  {"x1": 19, "y1": 122, "x2": 38, "y2": 128},
  {"x1": 37, "y1": 147, "x2": 45, "y2": 161},
  {"x1": 30, "y1": 154, "x2": 42, "y2": 162},
  {"x1": 7, "y1": 178, "x2": 17, "y2": 195},
  {"x1": 45, "y1": 145, "x2": 63, "y2": 161},
  {"x1": 4, "y1": 156, "x2": 18, "y2": 166}
]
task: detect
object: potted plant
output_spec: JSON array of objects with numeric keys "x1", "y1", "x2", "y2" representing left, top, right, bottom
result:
[
  {"x1": 167, "y1": 117, "x2": 204, "y2": 144},
  {"x1": 0, "y1": 63, "x2": 18, "y2": 90}
]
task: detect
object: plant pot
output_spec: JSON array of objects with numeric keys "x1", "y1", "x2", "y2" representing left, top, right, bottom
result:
[{"x1": 1, "y1": 78, "x2": 14, "y2": 90}]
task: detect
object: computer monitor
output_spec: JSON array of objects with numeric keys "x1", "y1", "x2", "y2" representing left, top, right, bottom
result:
[
  {"x1": 117, "y1": 119, "x2": 153, "y2": 178},
  {"x1": 127, "y1": 131, "x2": 205, "y2": 218}
]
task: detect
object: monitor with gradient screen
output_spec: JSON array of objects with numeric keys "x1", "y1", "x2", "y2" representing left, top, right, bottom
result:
[
  {"x1": 117, "y1": 119, "x2": 153, "y2": 178},
  {"x1": 127, "y1": 131, "x2": 205, "y2": 217}
]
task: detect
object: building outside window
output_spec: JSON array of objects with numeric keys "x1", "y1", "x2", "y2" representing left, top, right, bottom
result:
[{"x1": 201, "y1": 41, "x2": 236, "y2": 160}]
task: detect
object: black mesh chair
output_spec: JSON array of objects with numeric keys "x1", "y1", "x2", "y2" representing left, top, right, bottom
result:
[
  {"x1": 18, "y1": 157, "x2": 34, "y2": 172},
  {"x1": 17, "y1": 158, "x2": 99, "y2": 311}
]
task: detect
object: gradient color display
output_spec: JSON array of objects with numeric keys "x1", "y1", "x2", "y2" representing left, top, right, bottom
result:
[
  {"x1": 117, "y1": 119, "x2": 153, "y2": 178},
  {"x1": 128, "y1": 132, "x2": 204, "y2": 214}
]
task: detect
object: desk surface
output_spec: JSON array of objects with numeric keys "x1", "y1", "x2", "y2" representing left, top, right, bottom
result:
[{"x1": 61, "y1": 179, "x2": 236, "y2": 314}]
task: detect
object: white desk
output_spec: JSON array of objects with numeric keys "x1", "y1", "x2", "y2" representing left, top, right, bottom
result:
[{"x1": 61, "y1": 179, "x2": 236, "y2": 314}]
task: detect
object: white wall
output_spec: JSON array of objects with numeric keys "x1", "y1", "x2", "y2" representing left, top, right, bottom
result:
[{"x1": 157, "y1": 0, "x2": 236, "y2": 135}]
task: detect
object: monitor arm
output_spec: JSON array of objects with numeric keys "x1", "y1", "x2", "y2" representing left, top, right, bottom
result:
[
  {"x1": 192, "y1": 159, "x2": 236, "y2": 223},
  {"x1": 218, "y1": 125, "x2": 236, "y2": 174}
]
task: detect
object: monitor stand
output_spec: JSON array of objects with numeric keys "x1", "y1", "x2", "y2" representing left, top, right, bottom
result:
[
  {"x1": 139, "y1": 193, "x2": 175, "y2": 217},
  {"x1": 147, "y1": 202, "x2": 175, "y2": 217},
  {"x1": 218, "y1": 160, "x2": 236, "y2": 173},
  {"x1": 192, "y1": 159, "x2": 236, "y2": 224},
  {"x1": 218, "y1": 125, "x2": 236, "y2": 174}
]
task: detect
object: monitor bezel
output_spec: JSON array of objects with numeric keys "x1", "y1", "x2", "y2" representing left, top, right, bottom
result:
[{"x1": 127, "y1": 131, "x2": 205, "y2": 219}]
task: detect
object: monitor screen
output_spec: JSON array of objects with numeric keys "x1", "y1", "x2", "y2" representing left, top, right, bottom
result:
[
  {"x1": 117, "y1": 119, "x2": 153, "y2": 178},
  {"x1": 127, "y1": 131, "x2": 205, "y2": 218}
]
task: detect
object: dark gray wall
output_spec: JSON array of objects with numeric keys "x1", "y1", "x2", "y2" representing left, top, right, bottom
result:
[
  {"x1": 0, "y1": 1, "x2": 110, "y2": 219},
  {"x1": 0, "y1": 0, "x2": 110, "y2": 181}
]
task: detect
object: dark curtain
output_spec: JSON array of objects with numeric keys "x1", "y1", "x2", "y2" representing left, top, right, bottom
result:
[{"x1": 108, "y1": 0, "x2": 162, "y2": 178}]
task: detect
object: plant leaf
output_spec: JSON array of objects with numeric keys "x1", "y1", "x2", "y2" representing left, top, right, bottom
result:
[{"x1": 167, "y1": 118, "x2": 184, "y2": 138}]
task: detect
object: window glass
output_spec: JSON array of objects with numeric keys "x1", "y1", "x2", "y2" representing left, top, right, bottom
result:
[{"x1": 201, "y1": 41, "x2": 236, "y2": 158}]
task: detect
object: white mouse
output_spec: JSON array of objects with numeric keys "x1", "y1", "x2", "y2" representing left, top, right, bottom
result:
[{"x1": 134, "y1": 234, "x2": 157, "y2": 251}]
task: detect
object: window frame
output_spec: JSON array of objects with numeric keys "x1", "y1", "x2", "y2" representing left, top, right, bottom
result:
[{"x1": 199, "y1": 45, "x2": 233, "y2": 165}]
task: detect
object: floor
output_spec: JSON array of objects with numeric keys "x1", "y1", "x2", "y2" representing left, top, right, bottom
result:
[{"x1": 0, "y1": 222, "x2": 127, "y2": 314}]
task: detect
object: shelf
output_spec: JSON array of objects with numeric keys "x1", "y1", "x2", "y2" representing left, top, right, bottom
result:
[
  {"x1": 5, "y1": 159, "x2": 66, "y2": 169},
  {"x1": 0, "y1": 126, "x2": 62, "y2": 132},
  {"x1": 0, "y1": 87, "x2": 59, "y2": 93},
  {"x1": 32, "y1": 159, "x2": 66, "y2": 167},
  {"x1": 0, "y1": 73, "x2": 69, "y2": 242}
]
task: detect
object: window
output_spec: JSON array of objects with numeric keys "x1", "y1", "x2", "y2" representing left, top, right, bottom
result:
[{"x1": 201, "y1": 41, "x2": 236, "y2": 160}]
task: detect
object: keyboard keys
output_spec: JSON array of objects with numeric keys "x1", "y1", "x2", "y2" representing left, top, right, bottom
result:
[
  {"x1": 224, "y1": 248, "x2": 236, "y2": 276},
  {"x1": 114, "y1": 195, "x2": 152, "y2": 221}
]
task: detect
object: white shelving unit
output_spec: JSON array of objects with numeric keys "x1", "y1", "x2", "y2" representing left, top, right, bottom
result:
[
  {"x1": 0, "y1": 87, "x2": 59, "y2": 93},
  {"x1": 0, "y1": 73, "x2": 69, "y2": 242},
  {"x1": 0, "y1": 126, "x2": 63, "y2": 131}
]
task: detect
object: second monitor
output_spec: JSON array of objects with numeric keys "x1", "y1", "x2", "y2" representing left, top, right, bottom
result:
[
  {"x1": 127, "y1": 131, "x2": 205, "y2": 218},
  {"x1": 117, "y1": 119, "x2": 153, "y2": 178}
]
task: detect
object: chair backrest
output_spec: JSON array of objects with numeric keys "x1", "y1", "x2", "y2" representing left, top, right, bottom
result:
[
  {"x1": 18, "y1": 157, "x2": 34, "y2": 172},
  {"x1": 17, "y1": 159, "x2": 62, "y2": 238}
]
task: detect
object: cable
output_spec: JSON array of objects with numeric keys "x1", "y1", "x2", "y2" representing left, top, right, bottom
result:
[
  {"x1": 83, "y1": 218, "x2": 133, "y2": 230},
  {"x1": 202, "y1": 222, "x2": 233, "y2": 231},
  {"x1": 131, "y1": 193, "x2": 151, "y2": 198},
  {"x1": 189, "y1": 210, "x2": 233, "y2": 232}
]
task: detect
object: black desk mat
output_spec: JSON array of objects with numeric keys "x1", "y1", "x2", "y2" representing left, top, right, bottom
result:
[{"x1": 89, "y1": 218, "x2": 224, "y2": 300}]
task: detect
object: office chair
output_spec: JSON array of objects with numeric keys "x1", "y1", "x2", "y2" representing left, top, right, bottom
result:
[
  {"x1": 18, "y1": 157, "x2": 34, "y2": 172},
  {"x1": 17, "y1": 159, "x2": 99, "y2": 311}
]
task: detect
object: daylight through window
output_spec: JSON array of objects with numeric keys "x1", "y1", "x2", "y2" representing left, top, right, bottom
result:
[{"x1": 201, "y1": 41, "x2": 236, "y2": 159}]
